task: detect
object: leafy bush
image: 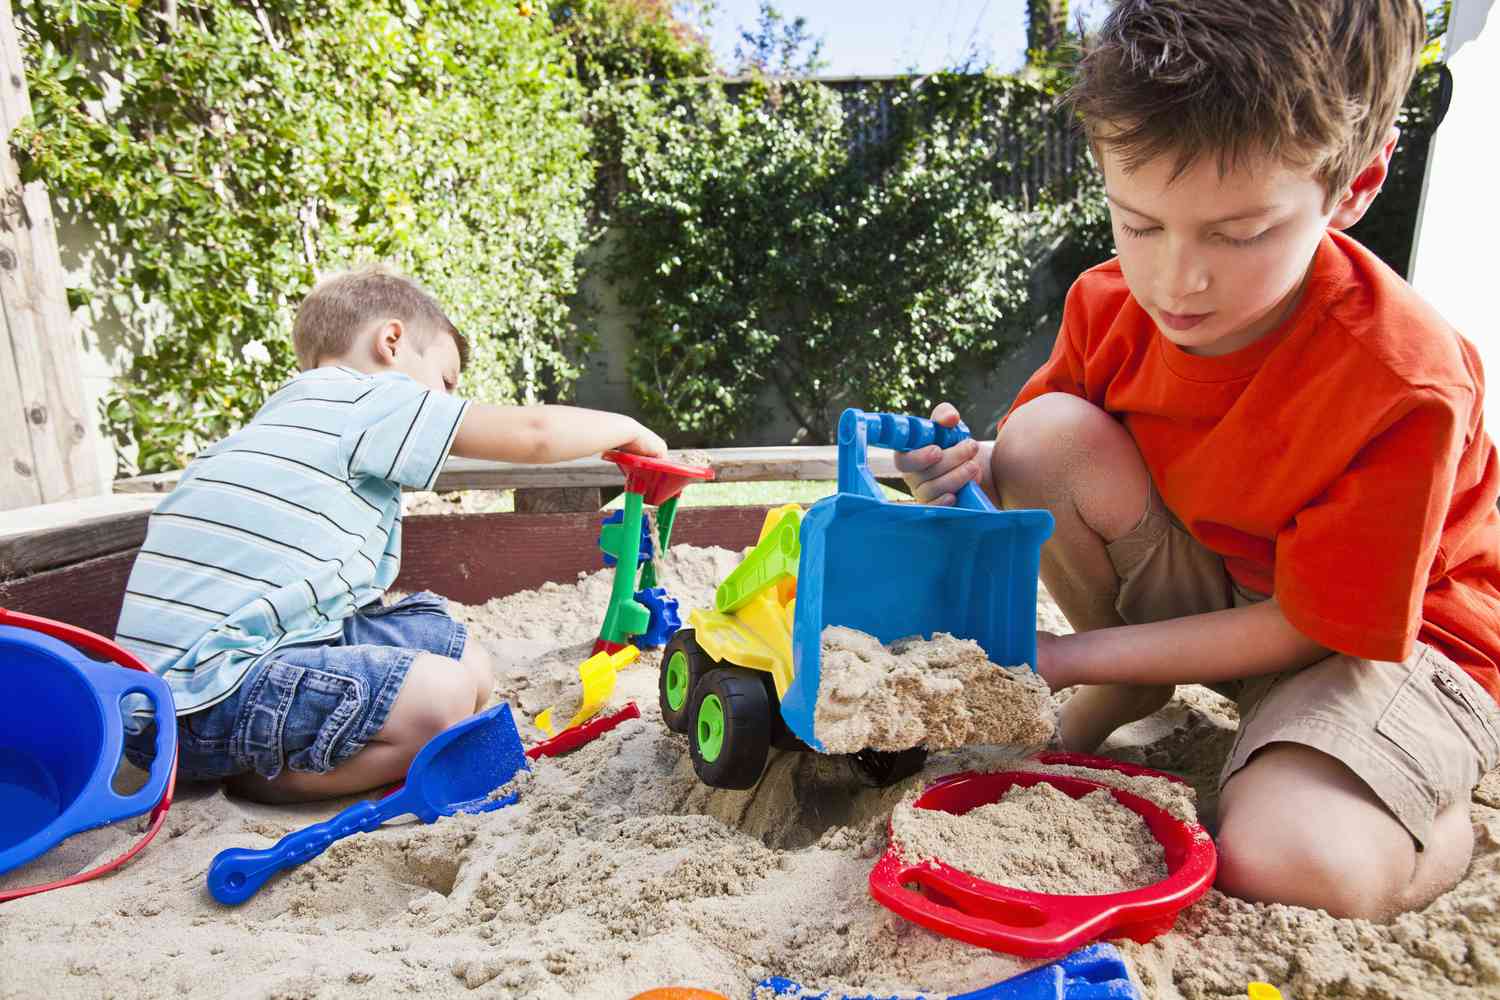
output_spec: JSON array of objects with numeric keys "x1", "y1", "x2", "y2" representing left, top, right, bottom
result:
[
  {"x1": 17, "y1": 0, "x2": 592, "y2": 473},
  {"x1": 551, "y1": 0, "x2": 716, "y2": 90},
  {"x1": 604, "y1": 75, "x2": 1086, "y2": 445}
]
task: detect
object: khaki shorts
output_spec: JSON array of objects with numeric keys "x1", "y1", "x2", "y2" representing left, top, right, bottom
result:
[{"x1": 1105, "y1": 485, "x2": 1500, "y2": 848}]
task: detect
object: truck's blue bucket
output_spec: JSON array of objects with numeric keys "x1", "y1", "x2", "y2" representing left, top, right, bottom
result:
[
  {"x1": 0, "y1": 621, "x2": 177, "y2": 875},
  {"x1": 780, "y1": 409, "x2": 1054, "y2": 750}
]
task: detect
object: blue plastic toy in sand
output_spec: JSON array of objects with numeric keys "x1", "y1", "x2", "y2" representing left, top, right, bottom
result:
[
  {"x1": 0, "y1": 617, "x2": 177, "y2": 877},
  {"x1": 207, "y1": 702, "x2": 529, "y2": 905},
  {"x1": 755, "y1": 942, "x2": 1138, "y2": 999},
  {"x1": 777, "y1": 409, "x2": 1054, "y2": 750}
]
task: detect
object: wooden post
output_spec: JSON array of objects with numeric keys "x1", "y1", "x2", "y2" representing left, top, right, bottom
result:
[{"x1": 0, "y1": 0, "x2": 103, "y2": 510}]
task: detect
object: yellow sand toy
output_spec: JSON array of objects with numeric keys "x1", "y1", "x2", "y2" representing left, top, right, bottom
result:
[
  {"x1": 687, "y1": 503, "x2": 802, "y2": 698},
  {"x1": 536, "y1": 645, "x2": 638, "y2": 736},
  {"x1": 660, "y1": 503, "x2": 932, "y2": 789},
  {"x1": 659, "y1": 504, "x2": 813, "y2": 788}
]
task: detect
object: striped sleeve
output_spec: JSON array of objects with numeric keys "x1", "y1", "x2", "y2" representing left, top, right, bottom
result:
[{"x1": 342, "y1": 374, "x2": 470, "y2": 490}]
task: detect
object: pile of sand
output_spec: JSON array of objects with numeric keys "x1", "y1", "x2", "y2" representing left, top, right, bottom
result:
[
  {"x1": 813, "y1": 627, "x2": 1056, "y2": 753},
  {"x1": 2, "y1": 545, "x2": 1497, "y2": 1000},
  {"x1": 891, "y1": 782, "x2": 1168, "y2": 895}
]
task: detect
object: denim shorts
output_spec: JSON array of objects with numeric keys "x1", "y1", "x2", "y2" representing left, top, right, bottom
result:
[{"x1": 134, "y1": 591, "x2": 468, "y2": 782}]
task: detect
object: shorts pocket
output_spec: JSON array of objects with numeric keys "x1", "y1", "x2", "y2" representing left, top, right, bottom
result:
[
  {"x1": 182, "y1": 696, "x2": 241, "y2": 749},
  {"x1": 243, "y1": 660, "x2": 367, "y2": 776},
  {"x1": 1373, "y1": 653, "x2": 1445, "y2": 806},
  {"x1": 1432, "y1": 662, "x2": 1500, "y2": 774}
]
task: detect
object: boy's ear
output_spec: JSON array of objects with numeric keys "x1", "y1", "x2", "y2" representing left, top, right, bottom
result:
[
  {"x1": 1328, "y1": 126, "x2": 1400, "y2": 231},
  {"x1": 371, "y1": 320, "x2": 405, "y2": 366}
]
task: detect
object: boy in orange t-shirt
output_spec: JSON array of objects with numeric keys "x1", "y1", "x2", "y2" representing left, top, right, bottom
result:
[{"x1": 900, "y1": 0, "x2": 1500, "y2": 920}]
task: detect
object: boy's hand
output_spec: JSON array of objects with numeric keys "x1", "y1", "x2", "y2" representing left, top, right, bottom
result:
[
  {"x1": 892, "y1": 402, "x2": 990, "y2": 506},
  {"x1": 1033, "y1": 630, "x2": 1072, "y2": 690},
  {"x1": 616, "y1": 422, "x2": 668, "y2": 459}
]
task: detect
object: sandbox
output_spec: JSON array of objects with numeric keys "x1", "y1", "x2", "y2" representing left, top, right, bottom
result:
[{"x1": 2, "y1": 545, "x2": 1497, "y2": 999}]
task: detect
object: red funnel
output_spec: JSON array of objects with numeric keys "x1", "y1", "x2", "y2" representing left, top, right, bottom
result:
[{"x1": 603, "y1": 452, "x2": 714, "y2": 505}]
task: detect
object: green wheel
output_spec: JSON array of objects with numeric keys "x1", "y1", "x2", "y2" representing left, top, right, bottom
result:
[
  {"x1": 696, "y1": 692, "x2": 726, "y2": 762},
  {"x1": 659, "y1": 629, "x2": 711, "y2": 734},
  {"x1": 688, "y1": 667, "x2": 772, "y2": 789}
]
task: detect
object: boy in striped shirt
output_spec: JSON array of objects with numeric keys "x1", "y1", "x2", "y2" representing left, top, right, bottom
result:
[{"x1": 119, "y1": 264, "x2": 666, "y2": 802}]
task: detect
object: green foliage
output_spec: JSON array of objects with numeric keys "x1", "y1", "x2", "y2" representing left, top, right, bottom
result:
[
  {"x1": 731, "y1": 2, "x2": 827, "y2": 76},
  {"x1": 552, "y1": 0, "x2": 717, "y2": 226},
  {"x1": 604, "y1": 75, "x2": 1078, "y2": 444},
  {"x1": 16, "y1": 0, "x2": 592, "y2": 473},
  {"x1": 551, "y1": 0, "x2": 716, "y2": 90},
  {"x1": 1024, "y1": 0, "x2": 1071, "y2": 70}
]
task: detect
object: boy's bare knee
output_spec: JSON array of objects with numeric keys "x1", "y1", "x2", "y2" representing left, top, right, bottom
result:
[
  {"x1": 460, "y1": 641, "x2": 494, "y2": 708},
  {"x1": 1214, "y1": 746, "x2": 1428, "y2": 921},
  {"x1": 995, "y1": 393, "x2": 1098, "y2": 475},
  {"x1": 994, "y1": 392, "x2": 1148, "y2": 538},
  {"x1": 391, "y1": 653, "x2": 480, "y2": 742},
  {"x1": 1216, "y1": 810, "x2": 1401, "y2": 920}
]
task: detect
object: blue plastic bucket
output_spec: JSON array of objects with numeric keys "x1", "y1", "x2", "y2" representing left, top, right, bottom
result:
[
  {"x1": 0, "y1": 618, "x2": 176, "y2": 876},
  {"x1": 780, "y1": 409, "x2": 1055, "y2": 749}
]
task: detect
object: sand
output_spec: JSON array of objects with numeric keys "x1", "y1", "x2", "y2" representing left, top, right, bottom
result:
[
  {"x1": 813, "y1": 627, "x2": 1056, "y2": 753},
  {"x1": 1010, "y1": 759, "x2": 1200, "y2": 825},
  {"x1": 891, "y1": 783, "x2": 1168, "y2": 895},
  {"x1": 2, "y1": 545, "x2": 1498, "y2": 1000}
]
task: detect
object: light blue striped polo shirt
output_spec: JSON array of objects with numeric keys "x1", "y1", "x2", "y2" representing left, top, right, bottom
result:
[{"x1": 116, "y1": 366, "x2": 470, "y2": 716}]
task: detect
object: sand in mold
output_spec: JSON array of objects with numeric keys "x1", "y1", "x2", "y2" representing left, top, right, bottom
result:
[
  {"x1": 891, "y1": 782, "x2": 1168, "y2": 895},
  {"x1": 0, "y1": 545, "x2": 1496, "y2": 999}
]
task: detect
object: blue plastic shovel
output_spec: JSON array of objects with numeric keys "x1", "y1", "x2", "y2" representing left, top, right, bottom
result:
[
  {"x1": 207, "y1": 702, "x2": 528, "y2": 905},
  {"x1": 756, "y1": 942, "x2": 1139, "y2": 999}
]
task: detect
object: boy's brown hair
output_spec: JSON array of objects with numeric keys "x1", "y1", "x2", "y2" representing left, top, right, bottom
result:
[
  {"x1": 1069, "y1": 0, "x2": 1426, "y2": 206},
  {"x1": 292, "y1": 263, "x2": 471, "y2": 372}
]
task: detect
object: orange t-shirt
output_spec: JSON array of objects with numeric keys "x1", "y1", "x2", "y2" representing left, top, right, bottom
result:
[{"x1": 1007, "y1": 230, "x2": 1500, "y2": 703}]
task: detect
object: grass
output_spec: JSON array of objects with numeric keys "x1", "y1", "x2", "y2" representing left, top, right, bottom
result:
[
  {"x1": 442, "y1": 480, "x2": 909, "y2": 514},
  {"x1": 603, "y1": 479, "x2": 907, "y2": 509}
]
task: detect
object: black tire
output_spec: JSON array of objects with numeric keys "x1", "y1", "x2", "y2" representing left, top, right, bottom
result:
[
  {"x1": 688, "y1": 667, "x2": 773, "y2": 789},
  {"x1": 848, "y1": 746, "x2": 929, "y2": 787},
  {"x1": 659, "y1": 629, "x2": 711, "y2": 734}
]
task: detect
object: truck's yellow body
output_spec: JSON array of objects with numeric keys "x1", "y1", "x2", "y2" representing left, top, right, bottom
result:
[{"x1": 686, "y1": 503, "x2": 802, "y2": 700}]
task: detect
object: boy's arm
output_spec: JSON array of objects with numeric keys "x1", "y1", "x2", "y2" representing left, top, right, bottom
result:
[
  {"x1": 899, "y1": 281, "x2": 1092, "y2": 505},
  {"x1": 1038, "y1": 598, "x2": 1330, "y2": 690},
  {"x1": 450, "y1": 403, "x2": 666, "y2": 464}
]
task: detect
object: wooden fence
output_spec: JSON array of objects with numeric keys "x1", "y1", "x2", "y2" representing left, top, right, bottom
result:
[
  {"x1": 0, "y1": 0, "x2": 103, "y2": 511},
  {"x1": 799, "y1": 75, "x2": 1085, "y2": 206}
]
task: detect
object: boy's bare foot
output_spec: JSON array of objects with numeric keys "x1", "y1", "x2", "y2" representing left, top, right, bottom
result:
[{"x1": 1055, "y1": 683, "x2": 1175, "y2": 752}]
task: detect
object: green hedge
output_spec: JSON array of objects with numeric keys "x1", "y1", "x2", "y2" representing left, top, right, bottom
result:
[
  {"x1": 601, "y1": 74, "x2": 1099, "y2": 445},
  {"x1": 17, "y1": 0, "x2": 1444, "y2": 467},
  {"x1": 17, "y1": 0, "x2": 593, "y2": 473}
]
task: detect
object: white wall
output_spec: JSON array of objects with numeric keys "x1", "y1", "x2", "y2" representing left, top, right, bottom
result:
[{"x1": 1409, "y1": 0, "x2": 1498, "y2": 430}]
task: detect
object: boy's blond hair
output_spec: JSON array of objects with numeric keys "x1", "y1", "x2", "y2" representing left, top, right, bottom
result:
[
  {"x1": 1068, "y1": 0, "x2": 1426, "y2": 206},
  {"x1": 292, "y1": 263, "x2": 471, "y2": 372}
]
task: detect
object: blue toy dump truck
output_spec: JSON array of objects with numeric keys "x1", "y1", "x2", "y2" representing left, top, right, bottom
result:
[{"x1": 659, "y1": 409, "x2": 1054, "y2": 789}]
